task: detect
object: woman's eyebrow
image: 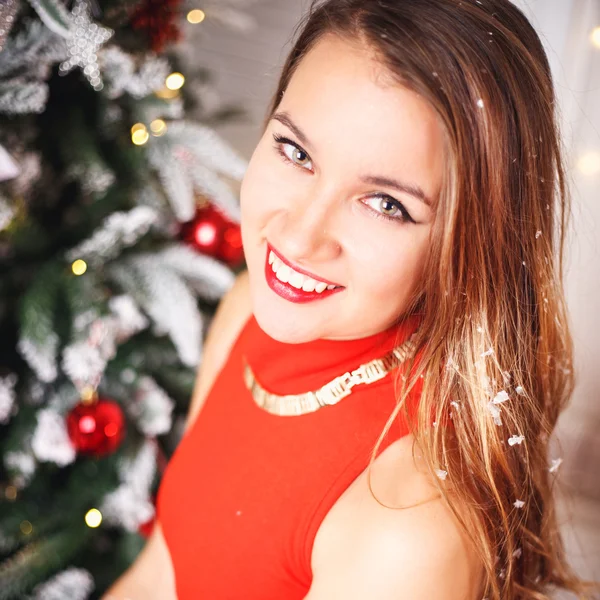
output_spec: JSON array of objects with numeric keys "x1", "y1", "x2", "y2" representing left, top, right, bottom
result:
[
  {"x1": 270, "y1": 110, "x2": 432, "y2": 207},
  {"x1": 271, "y1": 111, "x2": 313, "y2": 150}
]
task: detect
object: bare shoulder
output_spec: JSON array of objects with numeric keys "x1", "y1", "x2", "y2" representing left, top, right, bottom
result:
[
  {"x1": 307, "y1": 433, "x2": 485, "y2": 600},
  {"x1": 183, "y1": 268, "x2": 252, "y2": 430}
]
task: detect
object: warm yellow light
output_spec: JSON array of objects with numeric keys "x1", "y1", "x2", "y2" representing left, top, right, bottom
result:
[
  {"x1": 131, "y1": 122, "x2": 146, "y2": 135},
  {"x1": 591, "y1": 26, "x2": 600, "y2": 49},
  {"x1": 20, "y1": 520, "x2": 33, "y2": 535},
  {"x1": 577, "y1": 152, "x2": 600, "y2": 176},
  {"x1": 150, "y1": 119, "x2": 167, "y2": 136},
  {"x1": 5, "y1": 485, "x2": 17, "y2": 501},
  {"x1": 165, "y1": 72, "x2": 185, "y2": 90},
  {"x1": 187, "y1": 9, "x2": 205, "y2": 24},
  {"x1": 155, "y1": 87, "x2": 179, "y2": 100},
  {"x1": 71, "y1": 259, "x2": 87, "y2": 276},
  {"x1": 132, "y1": 128, "x2": 150, "y2": 145},
  {"x1": 85, "y1": 508, "x2": 103, "y2": 528}
]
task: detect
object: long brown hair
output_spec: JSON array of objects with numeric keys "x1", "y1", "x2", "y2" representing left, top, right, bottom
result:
[{"x1": 261, "y1": 1, "x2": 599, "y2": 598}]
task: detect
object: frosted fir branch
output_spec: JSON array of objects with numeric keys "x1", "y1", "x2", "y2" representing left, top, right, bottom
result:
[
  {"x1": 31, "y1": 409, "x2": 76, "y2": 466},
  {"x1": 166, "y1": 121, "x2": 247, "y2": 183},
  {"x1": 0, "y1": 144, "x2": 20, "y2": 183},
  {"x1": 64, "y1": 206, "x2": 158, "y2": 265},
  {"x1": 0, "y1": 80, "x2": 49, "y2": 114},
  {"x1": 29, "y1": 567, "x2": 94, "y2": 600},
  {"x1": 100, "y1": 440, "x2": 157, "y2": 531},
  {"x1": 147, "y1": 143, "x2": 195, "y2": 222},
  {"x1": 4, "y1": 451, "x2": 36, "y2": 488},
  {"x1": 0, "y1": 373, "x2": 17, "y2": 423},
  {"x1": 155, "y1": 244, "x2": 236, "y2": 301},
  {"x1": 27, "y1": 0, "x2": 73, "y2": 39},
  {"x1": 61, "y1": 341, "x2": 108, "y2": 392},
  {"x1": 100, "y1": 483, "x2": 155, "y2": 532},
  {"x1": 0, "y1": 196, "x2": 15, "y2": 230},
  {"x1": 130, "y1": 257, "x2": 204, "y2": 367},
  {"x1": 0, "y1": 19, "x2": 67, "y2": 79},
  {"x1": 100, "y1": 46, "x2": 170, "y2": 99},
  {"x1": 118, "y1": 438, "x2": 157, "y2": 493},
  {"x1": 108, "y1": 294, "x2": 149, "y2": 340},
  {"x1": 129, "y1": 375, "x2": 175, "y2": 436},
  {"x1": 66, "y1": 161, "x2": 115, "y2": 195},
  {"x1": 187, "y1": 161, "x2": 242, "y2": 223},
  {"x1": 46, "y1": 382, "x2": 80, "y2": 414},
  {"x1": 17, "y1": 334, "x2": 60, "y2": 383}
]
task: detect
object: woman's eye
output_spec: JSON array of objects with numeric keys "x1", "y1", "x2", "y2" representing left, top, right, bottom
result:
[
  {"x1": 362, "y1": 195, "x2": 415, "y2": 224},
  {"x1": 272, "y1": 134, "x2": 312, "y2": 170}
]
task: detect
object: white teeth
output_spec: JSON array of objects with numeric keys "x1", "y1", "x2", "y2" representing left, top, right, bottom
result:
[
  {"x1": 302, "y1": 278, "x2": 316, "y2": 292},
  {"x1": 288, "y1": 271, "x2": 305, "y2": 289},
  {"x1": 269, "y1": 250, "x2": 341, "y2": 293},
  {"x1": 275, "y1": 264, "x2": 291, "y2": 283}
]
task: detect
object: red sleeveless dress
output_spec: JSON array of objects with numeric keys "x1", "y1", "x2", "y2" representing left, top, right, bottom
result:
[{"x1": 156, "y1": 312, "x2": 423, "y2": 599}]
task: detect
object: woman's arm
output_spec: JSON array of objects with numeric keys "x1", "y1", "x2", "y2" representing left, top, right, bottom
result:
[
  {"x1": 102, "y1": 269, "x2": 252, "y2": 599},
  {"x1": 304, "y1": 436, "x2": 485, "y2": 600}
]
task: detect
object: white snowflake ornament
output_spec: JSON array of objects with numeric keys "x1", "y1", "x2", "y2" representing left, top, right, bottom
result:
[{"x1": 59, "y1": 0, "x2": 114, "y2": 91}]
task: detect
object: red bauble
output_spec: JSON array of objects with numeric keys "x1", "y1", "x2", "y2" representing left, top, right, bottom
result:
[
  {"x1": 219, "y1": 222, "x2": 244, "y2": 267},
  {"x1": 66, "y1": 398, "x2": 126, "y2": 457},
  {"x1": 138, "y1": 514, "x2": 156, "y2": 538},
  {"x1": 181, "y1": 204, "x2": 245, "y2": 267},
  {"x1": 130, "y1": 0, "x2": 183, "y2": 52}
]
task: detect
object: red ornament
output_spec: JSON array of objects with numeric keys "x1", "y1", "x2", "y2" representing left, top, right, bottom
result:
[
  {"x1": 180, "y1": 204, "x2": 245, "y2": 267},
  {"x1": 66, "y1": 398, "x2": 126, "y2": 457},
  {"x1": 130, "y1": 0, "x2": 183, "y2": 53},
  {"x1": 138, "y1": 514, "x2": 156, "y2": 538}
]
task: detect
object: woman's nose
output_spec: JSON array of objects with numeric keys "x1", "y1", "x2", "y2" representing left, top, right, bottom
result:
[{"x1": 278, "y1": 194, "x2": 342, "y2": 261}]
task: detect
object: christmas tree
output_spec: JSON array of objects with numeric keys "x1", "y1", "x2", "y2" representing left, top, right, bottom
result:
[{"x1": 0, "y1": 1, "x2": 257, "y2": 597}]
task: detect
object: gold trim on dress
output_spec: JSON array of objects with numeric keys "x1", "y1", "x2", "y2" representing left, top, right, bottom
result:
[{"x1": 242, "y1": 332, "x2": 418, "y2": 416}]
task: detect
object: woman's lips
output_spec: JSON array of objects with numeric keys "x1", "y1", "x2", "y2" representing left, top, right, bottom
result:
[
  {"x1": 264, "y1": 245, "x2": 344, "y2": 304},
  {"x1": 267, "y1": 242, "x2": 344, "y2": 288}
]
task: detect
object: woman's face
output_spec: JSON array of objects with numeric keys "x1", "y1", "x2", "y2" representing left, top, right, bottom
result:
[{"x1": 240, "y1": 34, "x2": 444, "y2": 342}]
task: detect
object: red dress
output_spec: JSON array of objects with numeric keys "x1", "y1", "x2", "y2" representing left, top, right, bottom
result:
[{"x1": 156, "y1": 312, "x2": 422, "y2": 599}]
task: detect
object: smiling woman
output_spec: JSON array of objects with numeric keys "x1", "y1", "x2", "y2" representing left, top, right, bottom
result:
[
  {"x1": 104, "y1": 1, "x2": 599, "y2": 599},
  {"x1": 240, "y1": 33, "x2": 441, "y2": 343}
]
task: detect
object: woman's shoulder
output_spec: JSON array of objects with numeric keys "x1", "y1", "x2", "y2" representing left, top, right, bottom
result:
[{"x1": 307, "y1": 433, "x2": 485, "y2": 599}]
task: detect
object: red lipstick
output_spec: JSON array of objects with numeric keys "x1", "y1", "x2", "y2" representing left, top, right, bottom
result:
[{"x1": 264, "y1": 243, "x2": 344, "y2": 304}]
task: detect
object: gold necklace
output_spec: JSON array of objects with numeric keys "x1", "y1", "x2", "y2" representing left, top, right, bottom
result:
[{"x1": 242, "y1": 332, "x2": 418, "y2": 416}]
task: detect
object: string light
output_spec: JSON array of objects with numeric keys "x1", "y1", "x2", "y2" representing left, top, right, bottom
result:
[
  {"x1": 131, "y1": 123, "x2": 150, "y2": 146},
  {"x1": 85, "y1": 508, "x2": 103, "y2": 528},
  {"x1": 20, "y1": 520, "x2": 33, "y2": 535},
  {"x1": 155, "y1": 87, "x2": 179, "y2": 100},
  {"x1": 150, "y1": 119, "x2": 167, "y2": 136},
  {"x1": 165, "y1": 72, "x2": 185, "y2": 90},
  {"x1": 5, "y1": 485, "x2": 17, "y2": 501},
  {"x1": 591, "y1": 26, "x2": 600, "y2": 49},
  {"x1": 187, "y1": 9, "x2": 206, "y2": 24},
  {"x1": 577, "y1": 152, "x2": 600, "y2": 176},
  {"x1": 71, "y1": 259, "x2": 87, "y2": 275}
]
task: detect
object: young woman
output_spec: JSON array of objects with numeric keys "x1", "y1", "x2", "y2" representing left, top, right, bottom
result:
[{"x1": 104, "y1": 0, "x2": 599, "y2": 598}]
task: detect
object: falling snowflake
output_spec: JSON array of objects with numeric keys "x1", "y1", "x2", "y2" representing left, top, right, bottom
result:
[
  {"x1": 481, "y1": 347, "x2": 494, "y2": 357},
  {"x1": 513, "y1": 499, "x2": 525, "y2": 509},
  {"x1": 436, "y1": 469, "x2": 448, "y2": 481},
  {"x1": 515, "y1": 385, "x2": 525, "y2": 395},
  {"x1": 508, "y1": 434, "x2": 525, "y2": 446},
  {"x1": 492, "y1": 390, "x2": 510, "y2": 404},
  {"x1": 549, "y1": 457, "x2": 563, "y2": 473},
  {"x1": 487, "y1": 401, "x2": 502, "y2": 426}
]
